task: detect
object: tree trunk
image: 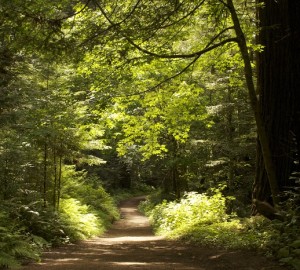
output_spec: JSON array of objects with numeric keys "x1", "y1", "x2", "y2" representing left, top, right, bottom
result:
[
  {"x1": 57, "y1": 152, "x2": 62, "y2": 211},
  {"x1": 53, "y1": 146, "x2": 57, "y2": 209},
  {"x1": 43, "y1": 141, "x2": 48, "y2": 207},
  {"x1": 227, "y1": 0, "x2": 280, "y2": 204},
  {"x1": 252, "y1": 0, "x2": 300, "y2": 207}
]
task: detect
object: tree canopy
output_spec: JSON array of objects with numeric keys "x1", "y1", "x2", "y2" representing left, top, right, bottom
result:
[{"x1": 0, "y1": 0, "x2": 299, "y2": 268}]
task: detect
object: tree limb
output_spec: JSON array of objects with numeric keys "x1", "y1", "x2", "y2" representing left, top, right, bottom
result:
[
  {"x1": 114, "y1": 56, "x2": 201, "y2": 97},
  {"x1": 125, "y1": 36, "x2": 238, "y2": 59},
  {"x1": 94, "y1": 0, "x2": 238, "y2": 59},
  {"x1": 158, "y1": 0, "x2": 206, "y2": 29}
]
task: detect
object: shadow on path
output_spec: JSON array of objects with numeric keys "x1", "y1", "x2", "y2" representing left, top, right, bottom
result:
[{"x1": 22, "y1": 196, "x2": 286, "y2": 270}]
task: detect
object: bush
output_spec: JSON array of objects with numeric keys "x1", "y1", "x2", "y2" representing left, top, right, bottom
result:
[
  {"x1": 0, "y1": 208, "x2": 43, "y2": 269},
  {"x1": 59, "y1": 198, "x2": 105, "y2": 241},
  {"x1": 142, "y1": 190, "x2": 300, "y2": 270},
  {"x1": 0, "y1": 167, "x2": 120, "y2": 268},
  {"x1": 144, "y1": 192, "x2": 275, "y2": 250},
  {"x1": 147, "y1": 191, "x2": 231, "y2": 236},
  {"x1": 265, "y1": 184, "x2": 300, "y2": 270},
  {"x1": 61, "y1": 167, "x2": 120, "y2": 223}
]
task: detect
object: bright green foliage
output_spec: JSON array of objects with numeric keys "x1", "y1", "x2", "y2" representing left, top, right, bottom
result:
[
  {"x1": 0, "y1": 167, "x2": 119, "y2": 266},
  {"x1": 141, "y1": 192, "x2": 298, "y2": 255},
  {"x1": 61, "y1": 166, "x2": 120, "y2": 224},
  {"x1": 59, "y1": 198, "x2": 105, "y2": 241},
  {"x1": 143, "y1": 191, "x2": 231, "y2": 236},
  {"x1": 111, "y1": 83, "x2": 205, "y2": 160},
  {"x1": 0, "y1": 0, "x2": 298, "y2": 269}
]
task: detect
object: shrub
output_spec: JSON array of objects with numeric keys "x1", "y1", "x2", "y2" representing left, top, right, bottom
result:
[
  {"x1": 0, "y1": 166, "x2": 120, "y2": 267},
  {"x1": 59, "y1": 198, "x2": 105, "y2": 241},
  {"x1": 61, "y1": 167, "x2": 120, "y2": 223},
  {"x1": 0, "y1": 208, "x2": 42, "y2": 269},
  {"x1": 142, "y1": 190, "x2": 300, "y2": 270},
  {"x1": 148, "y1": 191, "x2": 231, "y2": 236}
]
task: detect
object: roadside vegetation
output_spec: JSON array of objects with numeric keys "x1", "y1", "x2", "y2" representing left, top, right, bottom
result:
[
  {"x1": 0, "y1": 171, "x2": 120, "y2": 268},
  {"x1": 1, "y1": 0, "x2": 299, "y2": 269},
  {"x1": 140, "y1": 188, "x2": 300, "y2": 270}
]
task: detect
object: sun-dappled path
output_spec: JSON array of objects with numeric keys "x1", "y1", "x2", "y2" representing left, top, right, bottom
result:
[{"x1": 22, "y1": 196, "x2": 287, "y2": 270}]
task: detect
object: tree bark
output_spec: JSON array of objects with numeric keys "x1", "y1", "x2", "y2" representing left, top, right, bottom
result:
[
  {"x1": 43, "y1": 141, "x2": 48, "y2": 207},
  {"x1": 53, "y1": 146, "x2": 57, "y2": 209},
  {"x1": 252, "y1": 0, "x2": 300, "y2": 206},
  {"x1": 227, "y1": 0, "x2": 280, "y2": 204},
  {"x1": 57, "y1": 152, "x2": 62, "y2": 211}
]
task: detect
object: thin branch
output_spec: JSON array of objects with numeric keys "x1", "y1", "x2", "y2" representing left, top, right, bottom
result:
[
  {"x1": 157, "y1": 0, "x2": 206, "y2": 29},
  {"x1": 113, "y1": 56, "x2": 201, "y2": 97},
  {"x1": 125, "y1": 36, "x2": 238, "y2": 59},
  {"x1": 24, "y1": 0, "x2": 92, "y2": 22},
  {"x1": 120, "y1": 0, "x2": 143, "y2": 24},
  {"x1": 78, "y1": 0, "x2": 142, "y2": 46},
  {"x1": 93, "y1": 0, "x2": 142, "y2": 28},
  {"x1": 95, "y1": 0, "x2": 237, "y2": 59},
  {"x1": 63, "y1": 0, "x2": 92, "y2": 19},
  {"x1": 217, "y1": 0, "x2": 230, "y2": 9},
  {"x1": 204, "y1": 26, "x2": 235, "y2": 48}
]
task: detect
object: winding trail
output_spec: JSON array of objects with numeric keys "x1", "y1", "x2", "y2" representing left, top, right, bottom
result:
[{"x1": 22, "y1": 196, "x2": 286, "y2": 270}]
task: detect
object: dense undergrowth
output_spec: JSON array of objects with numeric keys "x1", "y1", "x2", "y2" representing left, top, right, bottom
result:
[
  {"x1": 0, "y1": 167, "x2": 121, "y2": 269},
  {"x1": 140, "y1": 189, "x2": 300, "y2": 270}
]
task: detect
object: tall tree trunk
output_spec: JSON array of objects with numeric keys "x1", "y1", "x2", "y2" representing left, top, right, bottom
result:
[
  {"x1": 225, "y1": 87, "x2": 235, "y2": 190},
  {"x1": 43, "y1": 141, "x2": 48, "y2": 207},
  {"x1": 57, "y1": 152, "x2": 62, "y2": 210},
  {"x1": 252, "y1": 0, "x2": 300, "y2": 207},
  {"x1": 53, "y1": 145, "x2": 57, "y2": 209},
  {"x1": 172, "y1": 164, "x2": 180, "y2": 199},
  {"x1": 3, "y1": 159, "x2": 9, "y2": 200},
  {"x1": 227, "y1": 0, "x2": 280, "y2": 204}
]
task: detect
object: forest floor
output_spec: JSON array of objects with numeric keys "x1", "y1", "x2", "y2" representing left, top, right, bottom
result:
[{"x1": 21, "y1": 196, "x2": 288, "y2": 270}]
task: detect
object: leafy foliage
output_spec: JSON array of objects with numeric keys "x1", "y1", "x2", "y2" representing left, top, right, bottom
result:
[
  {"x1": 59, "y1": 198, "x2": 105, "y2": 241},
  {"x1": 0, "y1": 208, "x2": 42, "y2": 269},
  {"x1": 61, "y1": 166, "x2": 120, "y2": 225},
  {"x1": 141, "y1": 190, "x2": 300, "y2": 269},
  {"x1": 0, "y1": 0, "x2": 298, "y2": 269},
  {"x1": 141, "y1": 191, "x2": 233, "y2": 236},
  {"x1": 266, "y1": 184, "x2": 300, "y2": 269}
]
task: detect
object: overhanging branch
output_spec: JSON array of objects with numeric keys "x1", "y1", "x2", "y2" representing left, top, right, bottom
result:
[
  {"x1": 114, "y1": 56, "x2": 201, "y2": 97},
  {"x1": 125, "y1": 36, "x2": 238, "y2": 59},
  {"x1": 94, "y1": 1, "x2": 238, "y2": 59}
]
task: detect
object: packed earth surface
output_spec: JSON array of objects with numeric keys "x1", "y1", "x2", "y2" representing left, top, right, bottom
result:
[{"x1": 22, "y1": 196, "x2": 288, "y2": 270}]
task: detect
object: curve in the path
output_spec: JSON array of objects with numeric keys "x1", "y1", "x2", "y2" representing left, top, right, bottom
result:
[{"x1": 22, "y1": 196, "x2": 286, "y2": 270}]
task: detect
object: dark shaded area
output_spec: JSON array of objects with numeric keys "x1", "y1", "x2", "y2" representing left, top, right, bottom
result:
[{"x1": 253, "y1": 0, "x2": 300, "y2": 204}]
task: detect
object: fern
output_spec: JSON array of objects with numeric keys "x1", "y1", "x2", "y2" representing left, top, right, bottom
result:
[
  {"x1": 0, "y1": 209, "x2": 42, "y2": 269},
  {"x1": 0, "y1": 252, "x2": 20, "y2": 269}
]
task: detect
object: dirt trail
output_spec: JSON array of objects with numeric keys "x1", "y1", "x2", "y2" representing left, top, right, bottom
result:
[{"x1": 22, "y1": 196, "x2": 287, "y2": 270}]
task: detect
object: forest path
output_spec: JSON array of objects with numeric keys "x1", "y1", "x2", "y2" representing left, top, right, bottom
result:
[{"x1": 22, "y1": 196, "x2": 286, "y2": 270}]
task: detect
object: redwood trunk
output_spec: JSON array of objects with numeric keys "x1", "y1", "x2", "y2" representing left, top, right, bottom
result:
[{"x1": 252, "y1": 0, "x2": 300, "y2": 205}]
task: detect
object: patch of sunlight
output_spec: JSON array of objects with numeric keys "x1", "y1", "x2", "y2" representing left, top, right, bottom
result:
[
  {"x1": 209, "y1": 254, "x2": 223, "y2": 259},
  {"x1": 113, "y1": 262, "x2": 205, "y2": 270},
  {"x1": 105, "y1": 236, "x2": 164, "y2": 242},
  {"x1": 120, "y1": 207, "x2": 136, "y2": 212},
  {"x1": 38, "y1": 258, "x2": 81, "y2": 265},
  {"x1": 55, "y1": 258, "x2": 81, "y2": 262},
  {"x1": 209, "y1": 252, "x2": 235, "y2": 260},
  {"x1": 113, "y1": 262, "x2": 148, "y2": 266}
]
